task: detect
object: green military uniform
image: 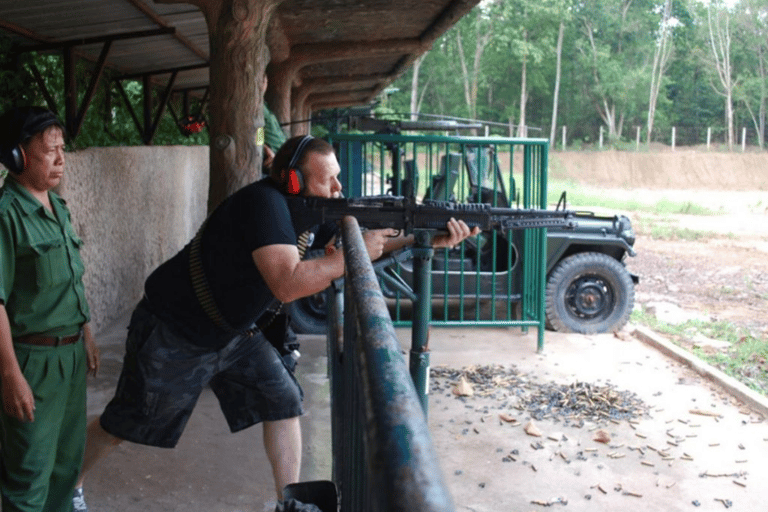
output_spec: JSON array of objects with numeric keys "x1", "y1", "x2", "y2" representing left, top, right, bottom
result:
[
  {"x1": 0, "y1": 178, "x2": 90, "y2": 512},
  {"x1": 263, "y1": 105, "x2": 287, "y2": 153}
]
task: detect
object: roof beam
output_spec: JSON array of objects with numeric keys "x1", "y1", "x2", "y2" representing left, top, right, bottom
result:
[
  {"x1": 307, "y1": 89, "x2": 378, "y2": 111},
  {"x1": 73, "y1": 40, "x2": 113, "y2": 138},
  {"x1": 421, "y1": 0, "x2": 481, "y2": 46},
  {"x1": 0, "y1": 19, "x2": 52, "y2": 44},
  {"x1": 270, "y1": 38, "x2": 424, "y2": 131},
  {"x1": 21, "y1": 27, "x2": 176, "y2": 52},
  {"x1": 125, "y1": 0, "x2": 209, "y2": 62},
  {"x1": 27, "y1": 62, "x2": 60, "y2": 116},
  {"x1": 290, "y1": 38, "x2": 425, "y2": 64},
  {"x1": 116, "y1": 63, "x2": 209, "y2": 81},
  {"x1": 148, "y1": 70, "x2": 179, "y2": 143},
  {"x1": 299, "y1": 73, "x2": 390, "y2": 91},
  {"x1": 115, "y1": 80, "x2": 144, "y2": 139},
  {"x1": 293, "y1": 74, "x2": 389, "y2": 113}
]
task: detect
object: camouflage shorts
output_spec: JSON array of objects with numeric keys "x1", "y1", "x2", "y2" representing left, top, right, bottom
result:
[{"x1": 100, "y1": 300, "x2": 304, "y2": 448}]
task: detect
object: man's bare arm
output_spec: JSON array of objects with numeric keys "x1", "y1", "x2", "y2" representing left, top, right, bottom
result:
[{"x1": 252, "y1": 228, "x2": 395, "y2": 303}]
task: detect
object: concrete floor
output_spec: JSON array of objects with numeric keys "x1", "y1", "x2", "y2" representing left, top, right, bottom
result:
[
  {"x1": 421, "y1": 327, "x2": 767, "y2": 512},
  {"x1": 80, "y1": 311, "x2": 768, "y2": 511}
]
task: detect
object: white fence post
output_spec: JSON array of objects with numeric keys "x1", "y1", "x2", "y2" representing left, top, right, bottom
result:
[
  {"x1": 599, "y1": 126, "x2": 604, "y2": 149},
  {"x1": 562, "y1": 125, "x2": 566, "y2": 151},
  {"x1": 742, "y1": 127, "x2": 747, "y2": 152},
  {"x1": 707, "y1": 127, "x2": 712, "y2": 150},
  {"x1": 636, "y1": 126, "x2": 640, "y2": 151},
  {"x1": 671, "y1": 126, "x2": 676, "y2": 151}
]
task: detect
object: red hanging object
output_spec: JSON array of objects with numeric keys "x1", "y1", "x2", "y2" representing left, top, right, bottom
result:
[{"x1": 180, "y1": 115, "x2": 206, "y2": 136}]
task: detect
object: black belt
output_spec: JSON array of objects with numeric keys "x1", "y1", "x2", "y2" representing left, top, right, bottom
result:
[{"x1": 14, "y1": 329, "x2": 83, "y2": 347}]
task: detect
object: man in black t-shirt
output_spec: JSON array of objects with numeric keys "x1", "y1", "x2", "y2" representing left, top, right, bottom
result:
[{"x1": 73, "y1": 136, "x2": 478, "y2": 512}]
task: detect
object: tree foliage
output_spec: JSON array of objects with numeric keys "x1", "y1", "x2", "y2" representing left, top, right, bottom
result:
[
  {"x1": 386, "y1": 0, "x2": 767, "y2": 149},
  {"x1": 0, "y1": 34, "x2": 209, "y2": 150},
  {"x1": 2, "y1": 0, "x2": 767, "y2": 150}
]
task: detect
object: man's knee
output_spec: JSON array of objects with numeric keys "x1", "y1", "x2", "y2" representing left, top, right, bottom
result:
[
  {"x1": 89, "y1": 417, "x2": 124, "y2": 447},
  {"x1": 264, "y1": 416, "x2": 300, "y2": 427}
]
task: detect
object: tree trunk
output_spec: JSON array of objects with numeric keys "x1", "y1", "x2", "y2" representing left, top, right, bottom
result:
[
  {"x1": 410, "y1": 54, "x2": 424, "y2": 121},
  {"x1": 455, "y1": 17, "x2": 492, "y2": 121},
  {"x1": 707, "y1": 5, "x2": 735, "y2": 150},
  {"x1": 647, "y1": 0, "x2": 673, "y2": 145},
  {"x1": 517, "y1": 56, "x2": 527, "y2": 137},
  {"x1": 192, "y1": 0, "x2": 279, "y2": 212},
  {"x1": 754, "y1": 43, "x2": 766, "y2": 148},
  {"x1": 456, "y1": 31, "x2": 472, "y2": 117},
  {"x1": 583, "y1": 20, "x2": 621, "y2": 142},
  {"x1": 549, "y1": 21, "x2": 564, "y2": 147},
  {"x1": 517, "y1": 29, "x2": 528, "y2": 138}
]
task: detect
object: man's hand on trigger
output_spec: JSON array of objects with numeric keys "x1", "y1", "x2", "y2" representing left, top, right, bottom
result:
[
  {"x1": 432, "y1": 218, "x2": 480, "y2": 249},
  {"x1": 363, "y1": 229, "x2": 397, "y2": 261}
]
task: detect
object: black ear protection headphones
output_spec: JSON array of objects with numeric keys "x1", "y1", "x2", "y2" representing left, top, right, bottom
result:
[
  {"x1": 280, "y1": 135, "x2": 314, "y2": 195},
  {"x1": 7, "y1": 145, "x2": 26, "y2": 175},
  {"x1": 0, "y1": 107, "x2": 64, "y2": 175}
]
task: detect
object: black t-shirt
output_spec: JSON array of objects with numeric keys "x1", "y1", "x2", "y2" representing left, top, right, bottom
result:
[{"x1": 144, "y1": 178, "x2": 331, "y2": 348}]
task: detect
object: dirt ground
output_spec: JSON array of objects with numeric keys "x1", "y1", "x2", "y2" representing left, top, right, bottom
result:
[
  {"x1": 550, "y1": 150, "x2": 768, "y2": 392},
  {"x1": 420, "y1": 151, "x2": 768, "y2": 512},
  {"x1": 593, "y1": 187, "x2": 768, "y2": 337},
  {"x1": 626, "y1": 204, "x2": 768, "y2": 337}
]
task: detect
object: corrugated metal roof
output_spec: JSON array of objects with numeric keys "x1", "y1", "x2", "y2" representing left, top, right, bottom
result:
[{"x1": 0, "y1": 0, "x2": 480, "y2": 109}]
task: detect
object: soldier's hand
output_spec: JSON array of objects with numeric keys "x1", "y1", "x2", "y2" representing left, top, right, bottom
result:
[
  {"x1": 432, "y1": 218, "x2": 480, "y2": 249},
  {"x1": 85, "y1": 334, "x2": 100, "y2": 377},
  {"x1": 2, "y1": 371, "x2": 35, "y2": 422}
]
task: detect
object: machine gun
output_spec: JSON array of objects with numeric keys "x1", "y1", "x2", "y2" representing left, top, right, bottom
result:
[{"x1": 290, "y1": 195, "x2": 577, "y2": 235}]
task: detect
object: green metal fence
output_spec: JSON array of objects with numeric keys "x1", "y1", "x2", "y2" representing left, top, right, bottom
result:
[
  {"x1": 327, "y1": 216, "x2": 456, "y2": 512},
  {"x1": 327, "y1": 132, "x2": 551, "y2": 349}
]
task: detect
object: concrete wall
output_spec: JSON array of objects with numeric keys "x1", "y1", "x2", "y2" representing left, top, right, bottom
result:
[{"x1": 58, "y1": 146, "x2": 209, "y2": 332}]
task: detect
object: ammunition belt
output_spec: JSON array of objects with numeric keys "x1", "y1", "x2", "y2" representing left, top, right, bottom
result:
[{"x1": 188, "y1": 221, "x2": 313, "y2": 337}]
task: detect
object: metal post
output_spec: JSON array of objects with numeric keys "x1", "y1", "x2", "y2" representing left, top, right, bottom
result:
[
  {"x1": 63, "y1": 46, "x2": 77, "y2": 141},
  {"x1": 672, "y1": 126, "x2": 676, "y2": 151},
  {"x1": 326, "y1": 282, "x2": 344, "y2": 484},
  {"x1": 742, "y1": 127, "x2": 747, "y2": 152},
  {"x1": 143, "y1": 74, "x2": 152, "y2": 145},
  {"x1": 410, "y1": 230, "x2": 434, "y2": 415}
]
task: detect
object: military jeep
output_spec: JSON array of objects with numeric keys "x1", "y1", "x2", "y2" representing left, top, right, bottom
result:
[{"x1": 289, "y1": 130, "x2": 638, "y2": 336}]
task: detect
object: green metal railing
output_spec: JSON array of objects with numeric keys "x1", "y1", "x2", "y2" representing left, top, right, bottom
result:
[
  {"x1": 327, "y1": 217, "x2": 455, "y2": 512},
  {"x1": 327, "y1": 133, "x2": 551, "y2": 349}
]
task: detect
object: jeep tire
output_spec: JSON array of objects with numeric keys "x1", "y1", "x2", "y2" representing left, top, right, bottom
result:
[
  {"x1": 288, "y1": 292, "x2": 328, "y2": 335},
  {"x1": 545, "y1": 252, "x2": 634, "y2": 334}
]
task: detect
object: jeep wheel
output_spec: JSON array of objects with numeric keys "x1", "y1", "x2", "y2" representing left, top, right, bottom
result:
[
  {"x1": 545, "y1": 252, "x2": 634, "y2": 334},
  {"x1": 288, "y1": 293, "x2": 328, "y2": 335}
]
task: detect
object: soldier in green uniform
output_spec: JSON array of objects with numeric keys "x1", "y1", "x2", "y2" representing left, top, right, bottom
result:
[
  {"x1": 260, "y1": 74, "x2": 288, "y2": 171},
  {"x1": 0, "y1": 106, "x2": 100, "y2": 512}
]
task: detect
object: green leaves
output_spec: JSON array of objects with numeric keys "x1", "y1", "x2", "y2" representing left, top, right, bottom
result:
[
  {"x1": 382, "y1": 0, "x2": 765, "y2": 148},
  {"x1": 0, "y1": 35, "x2": 208, "y2": 149}
]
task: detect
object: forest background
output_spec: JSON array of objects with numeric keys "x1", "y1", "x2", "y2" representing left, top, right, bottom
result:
[
  {"x1": 380, "y1": 0, "x2": 767, "y2": 152},
  {"x1": 0, "y1": 0, "x2": 766, "y2": 161}
]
